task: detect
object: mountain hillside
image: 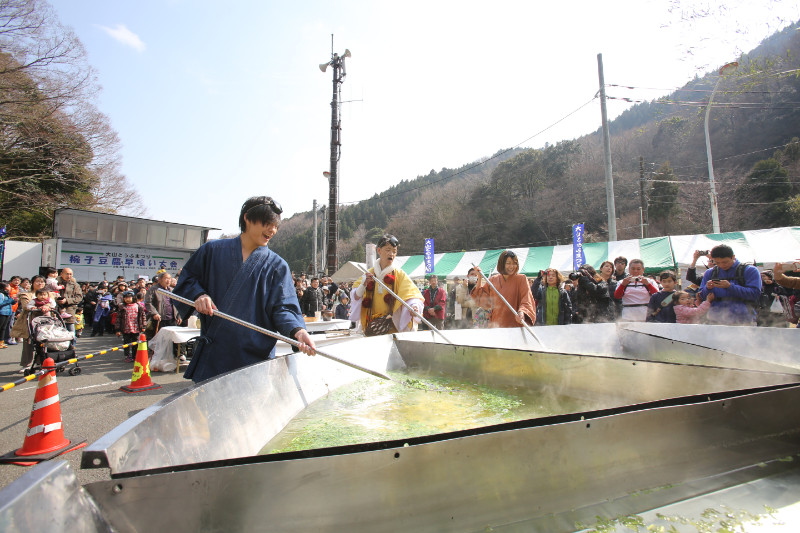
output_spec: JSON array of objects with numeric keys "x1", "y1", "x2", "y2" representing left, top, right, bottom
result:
[{"x1": 272, "y1": 21, "x2": 800, "y2": 273}]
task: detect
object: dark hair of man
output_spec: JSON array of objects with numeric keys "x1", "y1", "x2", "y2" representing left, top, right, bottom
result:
[
  {"x1": 311, "y1": 277, "x2": 319, "y2": 283},
  {"x1": 238, "y1": 196, "x2": 282, "y2": 232},
  {"x1": 710, "y1": 244, "x2": 734, "y2": 259},
  {"x1": 496, "y1": 250, "x2": 519, "y2": 275},
  {"x1": 377, "y1": 234, "x2": 399, "y2": 248},
  {"x1": 614, "y1": 256, "x2": 628, "y2": 266},
  {"x1": 9, "y1": 276, "x2": 20, "y2": 282},
  {"x1": 659, "y1": 270, "x2": 677, "y2": 282}
]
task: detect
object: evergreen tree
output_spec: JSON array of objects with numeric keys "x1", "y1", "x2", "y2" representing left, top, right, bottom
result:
[
  {"x1": 736, "y1": 158, "x2": 792, "y2": 227},
  {"x1": 647, "y1": 162, "x2": 680, "y2": 234}
]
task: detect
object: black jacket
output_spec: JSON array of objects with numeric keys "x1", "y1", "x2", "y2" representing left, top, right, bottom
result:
[
  {"x1": 301, "y1": 286, "x2": 324, "y2": 316},
  {"x1": 574, "y1": 275, "x2": 614, "y2": 323}
]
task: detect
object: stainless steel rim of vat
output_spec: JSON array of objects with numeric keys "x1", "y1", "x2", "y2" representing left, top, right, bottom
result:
[{"x1": 3, "y1": 323, "x2": 800, "y2": 532}]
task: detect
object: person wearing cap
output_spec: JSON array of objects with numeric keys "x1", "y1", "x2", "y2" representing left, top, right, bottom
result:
[
  {"x1": 335, "y1": 294, "x2": 351, "y2": 321},
  {"x1": 116, "y1": 291, "x2": 146, "y2": 362},
  {"x1": 350, "y1": 234, "x2": 424, "y2": 335},
  {"x1": 113, "y1": 281, "x2": 130, "y2": 309},
  {"x1": 173, "y1": 196, "x2": 316, "y2": 383}
]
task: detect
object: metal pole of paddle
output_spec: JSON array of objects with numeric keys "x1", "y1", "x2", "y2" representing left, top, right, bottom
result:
[
  {"x1": 471, "y1": 263, "x2": 545, "y2": 347},
  {"x1": 158, "y1": 289, "x2": 392, "y2": 382},
  {"x1": 354, "y1": 265, "x2": 455, "y2": 345}
]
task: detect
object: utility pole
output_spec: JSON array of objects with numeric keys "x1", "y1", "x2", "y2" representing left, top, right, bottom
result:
[
  {"x1": 597, "y1": 53, "x2": 617, "y2": 241},
  {"x1": 639, "y1": 156, "x2": 648, "y2": 238},
  {"x1": 312, "y1": 199, "x2": 318, "y2": 275},
  {"x1": 320, "y1": 205, "x2": 327, "y2": 275},
  {"x1": 319, "y1": 39, "x2": 351, "y2": 276},
  {"x1": 704, "y1": 61, "x2": 739, "y2": 234}
]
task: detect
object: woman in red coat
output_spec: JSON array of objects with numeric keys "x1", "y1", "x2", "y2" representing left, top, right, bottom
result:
[{"x1": 471, "y1": 250, "x2": 536, "y2": 328}]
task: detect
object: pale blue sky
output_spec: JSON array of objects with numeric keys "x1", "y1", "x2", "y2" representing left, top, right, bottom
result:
[{"x1": 50, "y1": 0, "x2": 800, "y2": 235}]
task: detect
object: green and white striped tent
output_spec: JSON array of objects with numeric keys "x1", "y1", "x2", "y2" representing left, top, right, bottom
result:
[
  {"x1": 393, "y1": 237, "x2": 675, "y2": 279},
  {"x1": 332, "y1": 227, "x2": 800, "y2": 281}
]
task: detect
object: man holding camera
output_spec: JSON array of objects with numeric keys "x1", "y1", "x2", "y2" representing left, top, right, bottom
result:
[
  {"x1": 613, "y1": 259, "x2": 658, "y2": 322},
  {"x1": 698, "y1": 245, "x2": 761, "y2": 325}
]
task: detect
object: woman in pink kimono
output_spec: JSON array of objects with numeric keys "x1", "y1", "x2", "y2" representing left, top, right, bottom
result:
[{"x1": 471, "y1": 250, "x2": 536, "y2": 328}]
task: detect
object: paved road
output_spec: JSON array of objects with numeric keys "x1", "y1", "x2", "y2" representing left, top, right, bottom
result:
[{"x1": 0, "y1": 333, "x2": 194, "y2": 490}]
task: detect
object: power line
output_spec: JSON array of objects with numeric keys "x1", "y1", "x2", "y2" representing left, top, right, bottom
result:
[
  {"x1": 646, "y1": 140, "x2": 800, "y2": 171},
  {"x1": 607, "y1": 67, "x2": 800, "y2": 93},
  {"x1": 339, "y1": 95, "x2": 599, "y2": 205},
  {"x1": 606, "y1": 95, "x2": 800, "y2": 109},
  {"x1": 607, "y1": 83, "x2": 794, "y2": 96}
]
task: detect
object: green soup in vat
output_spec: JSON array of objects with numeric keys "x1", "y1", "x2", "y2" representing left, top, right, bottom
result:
[{"x1": 260, "y1": 372, "x2": 591, "y2": 454}]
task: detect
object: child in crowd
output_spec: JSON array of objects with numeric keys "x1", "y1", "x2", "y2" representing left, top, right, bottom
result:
[
  {"x1": 116, "y1": 291, "x2": 147, "y2": 362},
  {"x1": 32, "y1": 289, "x2": 54, "y2": 317},
  {"x1": 673, "y1": 291, "x2": 715, "y2": 324},
  {"x1": 647, "y1": 271, "x2": 678, "y2": 323},
  {"x1": 74, "y1": 308, "x2": 84, "y2": 338},
  {"x1": 0, "y1": 282, "x2": 17, "y2": 349},
  {"x1": 44, "y1": 268, "x2": 62, "y2": 298},
  {"x1": 136, "y1": 291, "x2": 146, "y2": 310}
]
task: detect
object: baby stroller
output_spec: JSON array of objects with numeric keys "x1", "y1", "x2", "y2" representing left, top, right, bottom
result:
[{"x1": 26, "y1": 314, "x2": 80, "y2": 376}]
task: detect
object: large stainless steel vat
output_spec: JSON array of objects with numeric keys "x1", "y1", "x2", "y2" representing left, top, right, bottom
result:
[{"x1": 2, "y1": 323, "x2": 799, "y2": 532}]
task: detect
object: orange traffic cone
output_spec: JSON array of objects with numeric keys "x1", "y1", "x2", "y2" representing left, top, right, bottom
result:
[
  {"x1": 0, "y1": 357, "x2": 86, "y2": 466},
  {"x1": 120, "y1": 333, "x2": 161, "y2": 393}
]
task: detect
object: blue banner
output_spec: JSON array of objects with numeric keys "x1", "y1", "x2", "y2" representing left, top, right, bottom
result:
[
  {"x1": 572, "y1": 223, "x2": 586, "y2": 271},
  {"x1": 424, "y1": 238, "x2": 434, "y2": 274}
]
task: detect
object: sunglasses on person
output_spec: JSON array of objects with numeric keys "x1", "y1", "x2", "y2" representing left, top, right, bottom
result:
[
  {"x1": 504, "y1": 250, "x2": 516, "y2": 258},
  {"x1": 245, "y1": 198, "x2": 283, "y2": 216},
  {"x1": 378, "y1": 236, "x2": 399, "y2": 248}
]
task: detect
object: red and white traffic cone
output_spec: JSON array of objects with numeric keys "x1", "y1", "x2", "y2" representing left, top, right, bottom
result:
[
  {"x1": 120, "y1": 333, "x2": 161, "y2": 393},
  {"x1": 0, "y1": 357, "x2": 86, "y2": 466}
]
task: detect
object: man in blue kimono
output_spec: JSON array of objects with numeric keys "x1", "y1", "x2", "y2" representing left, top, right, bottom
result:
[{"x1": 174, "y1": 196, "x2": 316, "y2": 383}]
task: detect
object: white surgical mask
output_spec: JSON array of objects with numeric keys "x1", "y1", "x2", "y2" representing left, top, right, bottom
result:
[{"x1": 468, "y1": 276, "x2": 477, "y2": 283}]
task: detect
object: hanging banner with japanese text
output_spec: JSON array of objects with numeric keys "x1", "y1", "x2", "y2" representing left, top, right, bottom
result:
[
  {"x1": 572, "y1": 223, "x2": 586, "y2": 271},
  {"x1": 58, "y1": 241, "x2": 190, "y2": 281},
  {"x1": 424, "y1": 238, "x2": 435, "y2": 274}
]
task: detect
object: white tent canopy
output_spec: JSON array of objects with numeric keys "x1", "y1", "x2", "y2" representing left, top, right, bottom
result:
[
  {"x1": 331, "y1": 261, "x2": 367, "y2": 283},
  {"x1": 670, "y1": 227, "x2": 800, "y2": 268}
]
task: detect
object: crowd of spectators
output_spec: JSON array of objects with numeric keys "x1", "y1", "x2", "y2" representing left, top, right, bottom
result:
[
  {"x1": 2, "y1": 269, "x2": 184, "y2": 372},
  {"x1": 292, "y1": 273, "x2": 353, "y2": 324},
  {"x1": 433, "y1": 244, "x2": 800, "y2": 330},
  {"x1": 1, "y1": 242, "x2": 796, "y2": 369}
]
